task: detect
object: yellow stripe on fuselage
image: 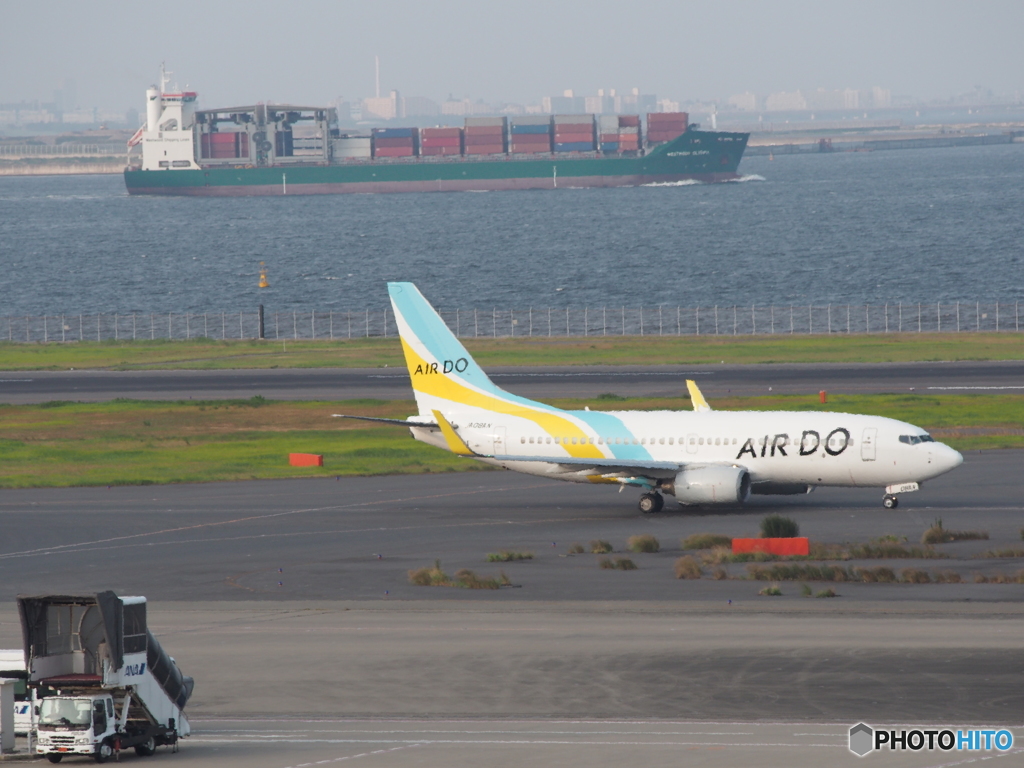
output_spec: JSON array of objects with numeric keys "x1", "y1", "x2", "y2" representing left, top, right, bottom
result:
[{"x1": 401, "y1": 338, "x2": 603, "y2": 459}]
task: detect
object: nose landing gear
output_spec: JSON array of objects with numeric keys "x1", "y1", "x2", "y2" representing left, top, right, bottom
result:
[
  {"x1": 638, "y1": 492, "x2": 664, "y2": 513},
  {"x1": 882, "y1": 494, "x2": 899, "y2": 509}
]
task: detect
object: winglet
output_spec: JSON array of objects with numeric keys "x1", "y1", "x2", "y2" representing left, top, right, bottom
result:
[
  {"x1": 431, "y1": 410, "x2": 477, "y2": 456},
  {"x1": 686, "y1": 379, "x2": 712, "y2": 412}
]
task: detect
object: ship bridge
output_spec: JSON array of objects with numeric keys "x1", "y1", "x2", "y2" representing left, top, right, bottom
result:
[{"x1": 193, "y1": 104, "x2": 338, "y2": 167}]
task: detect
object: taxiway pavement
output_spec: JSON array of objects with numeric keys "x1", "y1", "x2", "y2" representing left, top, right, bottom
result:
[{"x1": 1, "y1": 360, "x2": 1022, "y2": 403}]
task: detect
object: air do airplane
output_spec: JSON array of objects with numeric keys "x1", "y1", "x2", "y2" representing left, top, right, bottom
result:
[{"x1": 337, "y1": 283, "x2": 963, "y2": 513}]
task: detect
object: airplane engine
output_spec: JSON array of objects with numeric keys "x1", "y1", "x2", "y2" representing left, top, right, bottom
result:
[{"x1": 669, "y1": 466, "x2": 751, "y2": 505}]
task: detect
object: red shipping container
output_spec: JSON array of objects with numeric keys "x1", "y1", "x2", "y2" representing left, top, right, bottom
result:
[
  {"x1": 289, "y1": 453, "x2": 324, "y2": 467},
  {"x1": 464, "y1": 125, "x2": 505, "y2": 136},
  {"x1": 731, "y1": 538, "x2": 810, "y2": 556},
  {"x1": 210, "y1": 133, "x2": 236, "y2": 143},
  {"x1": 648, "y1": 111, "x2": 688, "y2": 122},
  {"x1": 373, "y1": 137, "x2": 415, "y2": 148},
  {"x1": 420, "y1": 145, "x2": 462, "y2": 155},
  {"x1": 373, "y1": 147, "x2": 415, "y2": 157},
  {"x1": 421, "y1": 127, "x2": 462, "y2": 138},
  {"x1": 464, "y1": 138, "x2": 507, "y2": 148},
  {"x1": 618, "y1": 115, "x2": 640, "y2": 127},
  {"x1": 464, "y1": 145, "x2": 506, "y2": 154},
  {"x1": 421, "y1": 136, "x2": 461, "y2": 146}
]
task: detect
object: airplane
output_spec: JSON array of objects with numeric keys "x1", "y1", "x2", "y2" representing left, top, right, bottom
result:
[{"x1": 335, "y1": 282, "x2": 964, "y2": 512}]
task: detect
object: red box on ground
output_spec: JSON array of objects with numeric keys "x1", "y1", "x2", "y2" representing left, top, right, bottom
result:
[
  {"x1": 732, "y1": 537, "x2": 809, "y2": 556},
  {"x1": 289, "y1": 453, "x2": 323, "y2": 467}
]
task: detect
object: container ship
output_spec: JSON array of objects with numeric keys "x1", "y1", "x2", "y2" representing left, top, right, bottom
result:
[{"x1": 124, "y1": 83, "x2": 748, "y2": 196}]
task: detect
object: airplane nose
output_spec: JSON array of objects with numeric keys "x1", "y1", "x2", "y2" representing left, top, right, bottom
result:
[{"x1": 941, "y1": 444, "x2": 963, "y2": 471}]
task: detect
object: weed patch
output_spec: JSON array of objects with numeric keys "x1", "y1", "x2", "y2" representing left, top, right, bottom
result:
[
  {"x1": 567, "y1": 543, "x2": 585, "y2": 554},
  {"x1": 978, "y1": 549, "x2": 1024, "y2": 558},
  {"x1": 759, "y1": 584, "x2": 783, "y2": 596},
  {"x1": 761, "y1": 514, "x2": 799, "y2": 538},
  {"x1": 627, "y1": 534, "x2": 660, "y2": 553},
  {"x1": 815, "y1": 588, "x2": 838, "y2": 598},
  {"x1": 408, "y1": 560, "x2": 510, "y2": 589},
  {"x1": 590, "y1": 540, "x2": 613, "y2": 554},
  {"x1": 600, "y1": 557, "x2": 637, "y2": 571},
  {"x1": 486, "y1": 550, "x2": 534, "y2": 562},
  {"x1": 921, "y1": 518, "x2": 989, "y2": 545},
  {"x1": 673, "y1": 556, "x2": 702, "y2": 579},
  {"x1": 681, "y1": 533, "x2": 732, "y2": 550}
]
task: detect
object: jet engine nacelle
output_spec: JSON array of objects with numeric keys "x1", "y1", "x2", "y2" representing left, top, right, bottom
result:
[{"x1": 670, "y1": 465, "x2": 751, "y2": 505}]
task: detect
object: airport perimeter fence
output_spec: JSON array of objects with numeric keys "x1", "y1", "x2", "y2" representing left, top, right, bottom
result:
[{"x1": 2, "y1": 302, "x2": 1022, "y2": 344}]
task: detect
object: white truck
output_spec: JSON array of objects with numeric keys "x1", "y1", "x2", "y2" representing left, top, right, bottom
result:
[
  {"x1": 18, "y1": 592, "x2": 193, "y2": 763},
  {"x1": 0, "y1": 648, "x2": 31, "y2": 735}
]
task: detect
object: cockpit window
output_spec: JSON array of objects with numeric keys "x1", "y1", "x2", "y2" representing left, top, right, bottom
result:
[{"x1": 899, "y1": 434, "x2": 935, "y2": 445}]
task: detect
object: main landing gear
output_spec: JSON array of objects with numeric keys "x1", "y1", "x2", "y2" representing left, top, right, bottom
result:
[
  {"x1": 882, "y1": 494, "x2": 899, "y2": 509},
  {"x1": 638, "y1": 492, "x2": 664, "y2": 513}
]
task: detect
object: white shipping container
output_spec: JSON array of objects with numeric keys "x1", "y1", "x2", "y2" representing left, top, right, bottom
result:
[
  {"x1": 512, "y1": 115, "x2": 552, "y2": 126},
  {"x1": 553, "y1": 114, "x2": 594, "y2": 125},
  {"x1": 332, "y1": 137, "x2": 372, "y2": 158},
  {"x1": 464, "y1": 117, "x2": 507, "y2": 127}
]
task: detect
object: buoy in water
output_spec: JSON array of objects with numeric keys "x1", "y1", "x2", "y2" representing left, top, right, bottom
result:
[{"x1": 259, "y1": 261, "x2": 270, "y2": 288}]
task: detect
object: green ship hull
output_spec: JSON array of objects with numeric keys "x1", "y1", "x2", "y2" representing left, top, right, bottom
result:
[{"x1": 124, "y1": 130, "x2": 749, "y2": 196}]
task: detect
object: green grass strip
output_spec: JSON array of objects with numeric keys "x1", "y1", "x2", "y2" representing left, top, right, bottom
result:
[{"x1": 1, "y1": 332, "x2": 1023, "y2": 370}]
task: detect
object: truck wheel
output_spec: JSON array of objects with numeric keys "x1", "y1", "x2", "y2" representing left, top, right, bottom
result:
[
  {"x1": 94, "y1": 740, "x2": 114, "y2": 763},
  {"x1": 46, "y1": 757, "x2": 63, "y2": 764},
  {"x1": 135, "y1": 736, "x2": 157, "y2": 756}
]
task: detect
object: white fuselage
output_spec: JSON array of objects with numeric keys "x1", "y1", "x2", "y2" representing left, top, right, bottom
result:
[{"x1": 414, "y1": 409, "x2": 962, "y2": 489}]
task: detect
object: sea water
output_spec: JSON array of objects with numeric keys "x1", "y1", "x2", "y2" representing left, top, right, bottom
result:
[{"x1": 0, "y1": 143, "x2": 1021, "y2": 315}]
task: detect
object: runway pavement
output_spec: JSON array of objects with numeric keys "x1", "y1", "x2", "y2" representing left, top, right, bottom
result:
[
  {"x1": 2, "y1": 454, "x2": 1022, "y2": 765},
  {"x1": 1, "y1": 359, "x2": 1022, "y2": 403}
]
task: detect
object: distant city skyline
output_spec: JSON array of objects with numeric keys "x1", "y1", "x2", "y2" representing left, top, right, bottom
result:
[{"x1": 2, "y1": 0, "x2": 1022, "y2": 112}]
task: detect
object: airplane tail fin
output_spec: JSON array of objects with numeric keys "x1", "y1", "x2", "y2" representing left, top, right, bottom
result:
[{"x1": 388, "y1": 282, "x2": 504, "y2": 416}]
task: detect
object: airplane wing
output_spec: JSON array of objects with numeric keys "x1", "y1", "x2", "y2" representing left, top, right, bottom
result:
[
  {"x1": 332, "y1": 414, "x2": 437, "y2": 427},
  {"x1": 491, "y1": 453, "x2": 681, "y2": 476}
]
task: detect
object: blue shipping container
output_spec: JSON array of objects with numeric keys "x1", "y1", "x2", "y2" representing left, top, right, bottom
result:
[
  {"x1": 372, "y1": 127, "x2": 415, "y2": 138},
  {"x1": 600, "y1": 142, "x2": 620, "y2": 152},
  {"x1": 553, "y1": 142, "x2": 595, "y2": 152},
  {"x1": 510, "y1": 124, "x2": 551, "y2": 135}
]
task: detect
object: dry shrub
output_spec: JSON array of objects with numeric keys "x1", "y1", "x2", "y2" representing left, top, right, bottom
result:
[
  {"x1": 599, "y1": 558, "x2": 615, "y2": 570},
  {"x1": 486, "y1": 550, "x2": 533, "y2": 562},
  {"x1": 921, "y1": 518, "x2": 989, "y2": 545},
  {"x1": 901, "y1": 568, "x2": 932, "y2": 584},
  {"x1": 627, "y1": 534, "x2": 660, "y2": 553},
  {"x1": 567, "y1": 543, "x2": 585, "y2": 554},
  {"x1": 681, "y1": 533, "x2": 732, "y2": 550},
  {"x1": 856, "y1": 566, "x2": 896, "y2": 583},
  {"x1": 815, "y1": 588, "x2": 838, "y2": 598},
  {"x1": 454, "y1": 568, "x2": 502, "y2": 589},
  {"x1": 759, "y1": 583, "x2": 783, "y2": 596},
  {"x1": 701, "y1": 545, "x2": 733, "y2": 565},
  {"x1": 408, "y1": 559, "x2": 449, "y2": 586},
  {"x1": 978, "y1": 548, "x2": 1024, "y2": 558},
  {"x1": 712, "y1": 566, "x2": 727, "y2": 580},
  {"x1": 590, "y1": 540, "x2": 613, "y2": 554},
  {"x1": 933, "y1": 570, "x2": 963, "y2": 584},
  {"x1": 674, "y1": 556, "x2": 702, "y2": 579},
  {"x1": 614, "y1": 557, "x2": 638, "y2": 570},
  {"x1": 760, "y1": 514, "x2": 799, "y2": 538}
]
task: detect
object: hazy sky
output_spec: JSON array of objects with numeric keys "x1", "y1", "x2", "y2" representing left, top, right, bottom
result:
[{"x1": 2, "y1": 1, "x2": 1022, "y2": 110}]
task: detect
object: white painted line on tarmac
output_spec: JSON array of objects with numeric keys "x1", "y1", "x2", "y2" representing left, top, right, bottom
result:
[
  {"x1": 189, "y1": 737, "x2": 841, "y2": 748},
  {"x1": 928, "y1": 386, "x2": 1024, "y2": 390},
  {"x1": 279, "y1": 744, "x2": 421, "y2": 767}
]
